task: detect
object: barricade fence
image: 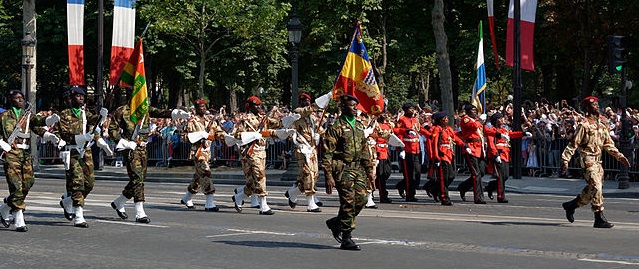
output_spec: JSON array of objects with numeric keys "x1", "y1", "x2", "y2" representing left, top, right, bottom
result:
[{"x1": 32, "y1": 136, "x2": 639, "y2": 180}]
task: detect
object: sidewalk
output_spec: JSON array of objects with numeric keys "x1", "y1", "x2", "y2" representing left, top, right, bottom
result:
[{"x1": 26, "y1": 164, "x2": 639, "y2": 198}]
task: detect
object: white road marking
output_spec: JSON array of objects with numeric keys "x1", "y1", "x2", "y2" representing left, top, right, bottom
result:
[
  {"x1": 579, "y1": 258, "x2": 639, "y2": 265},
  {"x1": 94, "y1": 219, "x2": 169, "y2": 228}
]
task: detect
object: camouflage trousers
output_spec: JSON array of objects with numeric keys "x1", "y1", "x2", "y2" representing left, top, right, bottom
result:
[
  {"x1": 189, "y1": 150, "x2": 215, "y2": 195},
  {"x1": 294, "y1": 149, "x2": 318, "y2": 195},
  {"x1": 2, "y1": 149, "x2": 34, "y2": 210},
  {"x1": 578, "y1": 162, "x2": 605, "y2": 212},
  {"x1": 121, "y1": 147, "x2": 148, "y2": 202},
  {"x1": 241, "y1": 149, "x2": 267, "y2": 197},
  {"x1": 333, "y1": 161, "x2": 367, "y2": 232},
  {"x1": 65, "y1": 149, "x2": 94, "y2": 207}
]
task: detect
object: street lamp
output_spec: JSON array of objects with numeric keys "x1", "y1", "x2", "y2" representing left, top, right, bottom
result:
[
  {"x1": 287, "y1": 10, "x2": 302, "y2": 109},
  {"x1": 21, "y1": 32, "x2": 36, "y2": 106}
]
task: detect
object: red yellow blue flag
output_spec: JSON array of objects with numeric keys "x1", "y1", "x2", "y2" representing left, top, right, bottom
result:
[{"x1": 332, "y1": 23, "x2": 384, "y2": 115}]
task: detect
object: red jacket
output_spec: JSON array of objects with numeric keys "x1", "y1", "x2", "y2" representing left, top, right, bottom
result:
[
  {"x1": 485, "y1": 125, "x2": 523, "y2": 163},
  {"x1": 393, "y1": 116, "x2": 429, "y2": 154},
  {"x1": 459, "y1": 115, "x2": 485, "y2": 158},
  {"x1": 375, "y1": 122, "x2": 392, "y2": 160},
  {"x1": 429, "y1": 125, "x2": 464, "y2": 164}
]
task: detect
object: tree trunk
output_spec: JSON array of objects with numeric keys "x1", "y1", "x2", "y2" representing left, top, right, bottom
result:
[
  {"x1": 371, "y1": 10, "x2": 387, "y2": 96},
  {"x1": 198, "y1": 50, "x2": 206, "y2": 99},
  {"x1": 229, "y1": 84, "x2": 238, "y2": 113},
  {"x1": 432, "y1": 0, "x2": 454, "y2": 125}
]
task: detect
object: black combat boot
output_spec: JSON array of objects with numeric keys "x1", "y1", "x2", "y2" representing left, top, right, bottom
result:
[
  {"x1": 562, "y1": 196, "x2": 580, "y2": 223},
  {"x1": 485, "y1": 182, "x2": 495, "y2": 200},
  {"x1": 325, "y1": 217, "x2": 342, "y2": 243},
  {"x1": 593, "y1": 211, "x2": 614, "y2": 228},
  {"x1": 339, "y1": 231, "x2": 361, "y2": 251}
]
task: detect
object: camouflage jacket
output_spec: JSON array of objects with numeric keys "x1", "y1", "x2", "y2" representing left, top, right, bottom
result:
[
  {"x1": 56, "y1": 107, "x2": 101, "y2": 146},
  {"x1": 185, "y1": 114, "x2": 225, "y2": 150},
  {"x1": 232, "y1": 112, "x2": 281, "y2": 148},
  {"x1": 108, "y1": 105, "x2": 172, "y2": 143},
  {"x1": 292, "y1": 106, "x2": 324, "y2": 147},
  {"x1": 0, "y1": 108, "x2": 45, "y2": 154},
  {"x1": 321, "y1": 115, "x2": 374, "y2": 176},
  {"x1": 561, "y1": 117, "x2": 626, "y2": 165}
]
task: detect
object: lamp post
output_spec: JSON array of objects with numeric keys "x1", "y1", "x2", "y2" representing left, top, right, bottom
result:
[
  {"x1": 21, "y1": 32, "x2": 37, "y2": 163},
  {"x1": 287, "y1": 11, "x2": 302, "y2": 109}
]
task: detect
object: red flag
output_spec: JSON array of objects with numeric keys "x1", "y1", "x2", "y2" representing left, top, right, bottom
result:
[
  {"x1": 506, "y1": 0, "x2": 538, "y2": 71},
  {"x1": 332, "y1": 23, "x2": 384, "y2": 115},
  {"x1": 487, "y1": 0, "x2": 500, "y2": 68}
]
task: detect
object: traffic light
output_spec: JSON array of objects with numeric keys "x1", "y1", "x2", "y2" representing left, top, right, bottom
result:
[{"x1": 607, "y1": 35, "x2": 626, "y2": 74}]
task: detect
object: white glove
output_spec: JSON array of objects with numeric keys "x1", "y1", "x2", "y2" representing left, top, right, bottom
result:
[
  {"x1": 525, "y1": 132, "x2": 533, "y2": 137},
  {"x1": 57, "y1": 139, "x2": 67, "y2": 150},
  {"x1": 43, "y1": 131, "x2": 60, "y2": 143},
  {"x1": 75, "y1": 133, "x2": 94, "y2": 144},
  {"x1": 171, "y1": 109, "x2": 191, "y2": 121},
  {"x1": 465, "y1": 147, "x2": 472, "y2": 155},
  {"x1": 116, "y1": 139, "x2": 138, "y2": 151},
  {"x1": 495, "y1": 156, "x2": 502, "y2": 163},
  {"x1": 96, "y1": 137, "x2": 114, "y2": 156},
  {"x1": 99, "y1": 108, "x2": 108, "y2": 118},
  {"x1": 501, "y1": 133, "x2": 510, "y2": 141},
  {"x1": 0, "y1": 139, "x2": 11, "y2": 152},
  {"x1": 399, "y1": 150, "x2": 406, "y2": 159},
  {"x1": 315, "y1": 91, "x2": 333, "y2": 109},
  {"x1": 313, "y1": 133, "x2": 320, "y2": 145},
  {"x1": 45, "y1": 114, "x2": 60, "y2": 126},
  {"x1": 479, "y1": 114, "x2": 487, "y2": 121},
  {"x1": 363, "y1": 127, "x2": 374, "y2": 138},
  {"x1": 408, "y1": 130, "x2": 417, "y2": 137},
  {"x1": 94, "y1": 127, "x2": 102, "y2": 135},
  {"x1": 275, "y1": 129, "x2": 293, "y2": 140}
]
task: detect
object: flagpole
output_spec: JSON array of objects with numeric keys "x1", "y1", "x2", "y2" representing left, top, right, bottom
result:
[{"x1": 512, "y1": 0, "x2": 523, "y2": 179}]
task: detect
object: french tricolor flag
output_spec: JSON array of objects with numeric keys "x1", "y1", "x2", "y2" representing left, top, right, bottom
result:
[
  {"x1": 109, "y1": 0, "x2": 136, "y2": 86},
  {"x1": 67, "y1": 0, "x2": 85, "y2": 86},
  {"x1": 506, "y1": 0, "x2": 537, "y2": 71}
]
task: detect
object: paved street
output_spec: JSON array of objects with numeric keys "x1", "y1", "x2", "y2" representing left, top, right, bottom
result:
[{"x1": 1, "y1": 175, "x2": 639, "y2": 269}]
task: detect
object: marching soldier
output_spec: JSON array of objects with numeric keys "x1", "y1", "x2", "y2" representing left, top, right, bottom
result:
[
  {"x1": 428, "y1": 112, "x2": 466, "y2": 205},
  {"x1": 108, "y1": 92, "x2": 187, "y2": 222},
  {"x1": 374, "y1": 115, "x2": 395, "y2": 203},
  {"x1": 0, "y1": 90, "x2": 49, "y2": 232},
  {"x1": 323, "y1": 94, "x2": 375, "y2": 251},
  {"x1": 231, "y1": 96, "x2": 282, "y2": 215},
  {"x1": 284, "y1": 93, "x2": 327, "y2": 212},
  {"x1": 457, "y1": 104, "x2": 488, "y2": 204},
  {"x1": 561, "y1": 96, "x2": 630, "y2": 228},
  {"x1": 393, "y1": 103, "x2": 430, "y2": 202},
  {"x1": 484, "y1": 113, "x2": 527, "y2": 203},
  {"x1": 179, "y1": 99, "x2": 225, "y2": 212},
  {"x1": 56, "y1": 86, "x2": 110, "y2": 228}
]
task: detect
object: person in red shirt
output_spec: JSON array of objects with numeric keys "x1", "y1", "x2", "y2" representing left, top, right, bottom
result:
[
  {"x1": 457, "y1": 104, "x2": 488, "y2": 204},
  {"x1": 485, "y1": 113, "x2": 526, "y2": 203},
  {"x1": 393, "y1": 103, "x2": 430, "y2": 202},
  {"x1": 374, "y1": 115, "x2": 393, "y2": 203},
  {"x1": 429, "y1": 112, "x2": 466, "y2": 205}
]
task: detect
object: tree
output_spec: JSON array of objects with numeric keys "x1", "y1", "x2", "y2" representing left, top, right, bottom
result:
[{"x1": 432, "y1": 0, "x2": 454, "y2": 124}]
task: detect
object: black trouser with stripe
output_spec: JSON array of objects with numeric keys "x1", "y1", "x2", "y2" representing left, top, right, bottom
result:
[
  {"x1": 486, "y1": 161, "x2": 509, "y2": 201},
  {"x1": 457, "y1": 155, "x2": 486, "y2": 202},
  {"x1": 436, "y1": 161, "x2": 455, "y2": 202},
  {"x1": 376, "y1": 159, "x2": 391, "y2": 199},
  {"x1": 401, "y1": 153, "x2": 421, "y2": 200}
]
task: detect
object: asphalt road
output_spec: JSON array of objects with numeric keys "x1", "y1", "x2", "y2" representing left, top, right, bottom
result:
[{"x1": 1, "y1": 178, "x2": 638, "y2": 269}]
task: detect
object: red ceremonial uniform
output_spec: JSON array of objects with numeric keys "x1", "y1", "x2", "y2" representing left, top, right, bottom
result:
[
  {"x1": 484, "y1": 124, "x2": 523, "y2": 202},
  {"x1": 375, "y1": 122, "x2": 392, "y2": 160},
  {"x1": 429, "y1": 125, "x2": 464, "y2": 164},
  {"x1": 459, "y1": 115, "x2": 485, "y2": 158},
  {"x1": 393, "y1": 116, "x2": 429, "y2": 154}
]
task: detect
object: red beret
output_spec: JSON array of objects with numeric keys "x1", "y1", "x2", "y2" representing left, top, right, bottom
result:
[
  {"x1": 193, "y1": 99, "x2": 207, "y2": 106},
  {"x1": 582, "y1": 96, "x2": 598, "y2": 106},
  {"x1": 298, "y1": 93, "x2": 311, "y2": 100},
  {"x1": 247, "y1": 96, "x2": 261, "y2": 105}
]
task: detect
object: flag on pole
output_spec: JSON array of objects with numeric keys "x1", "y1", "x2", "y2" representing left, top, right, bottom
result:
[
  {"x1": 506, "y1": 0, "x2": 538, "y2": 71},
  {"x1": 109, "y1": 0, "x2": 137, "y2": 86},
  {"x1": 67, "y1": 0, "x2": 85, "y2": 86},
  {"x1": 332, "y1": 23, "x2": 384, "y2": 115},
  {"x1": 486, "y1": 0, "x2": 500, "y2": 68},
  {"x1": 122, "y1": 39, "x2": 148, "y2": 123},
  {"x1": 472, "y1": 21, "x2": 487, "y2": 114}
]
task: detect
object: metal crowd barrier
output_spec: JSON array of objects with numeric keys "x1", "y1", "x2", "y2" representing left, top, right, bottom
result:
[{"x1": 30, "y1": 135, "x2": 639, "y2": 180}]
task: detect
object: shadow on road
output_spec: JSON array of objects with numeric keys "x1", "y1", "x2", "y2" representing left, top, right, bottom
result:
[{"x1": 213, "y1": 240, "x2": 334, "y2": 249}]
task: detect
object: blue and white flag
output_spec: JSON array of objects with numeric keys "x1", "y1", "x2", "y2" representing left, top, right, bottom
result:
[{"x1": 472, "y1": 21, "x2": 487, "y2": 114}]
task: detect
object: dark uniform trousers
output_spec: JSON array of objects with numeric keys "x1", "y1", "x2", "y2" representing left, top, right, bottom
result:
[{"x1": 401, "y1": 152, "x2": 421, "y2": 200}]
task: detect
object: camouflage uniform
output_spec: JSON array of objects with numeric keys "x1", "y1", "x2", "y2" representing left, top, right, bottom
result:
[
  {"x1": 109, "y1": 105, "x2": 172, "y2": 202},
  {"x1": 56, "y1": 107, "x2": 101, "y2": 207},
  {"x1": 291, "y1": 106, "x2": 323, "y2": 195},
  {"x1": 322, "y1": 115, "x2": 374, "y2": 232},
  {"x1": 0, "y1": 109, "x2": 45, "y2": 211},
  {"x1": 561, "y1": 117, "x2": 627, "y2": 212},
  {"x1": 185, "y1": 114, "x2": 225, "y2": 195},
  {"x1": 233, "y1": 112, "x2": 281, "y2": 196}
]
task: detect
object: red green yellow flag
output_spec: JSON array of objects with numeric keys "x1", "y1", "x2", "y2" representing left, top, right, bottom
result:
[{"x1": 121, "y1": 38, "x2": 148, "y2": 123}]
